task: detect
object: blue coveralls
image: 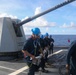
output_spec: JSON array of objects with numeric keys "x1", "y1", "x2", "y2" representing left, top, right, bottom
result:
[
  {"x1": 23, "y1": 37, "x2": 45, "y2": 75},
  {"x1": 67, "y1": 40, "x2": 76, "y2": 75}
]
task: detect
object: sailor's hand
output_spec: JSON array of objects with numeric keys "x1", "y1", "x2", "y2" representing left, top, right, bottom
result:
[
  {"x1": 66, "y1": 64, "x2": 70, "y2": 75},
  {"x1": 31, "y1": 55, "x2": 36, "y2": 60},
  {"x1": 45, "y1": 47, "x2": 48, "y2": 51},
  {"x1": 38, "y1": 53, "x2": 44, "y2": 58},
  {"x1": 66, "y1": 64, "x2": 69, "y2": 69},
  {"x1": 24, "y1": 53, "x2": 26, "y2": 58}
]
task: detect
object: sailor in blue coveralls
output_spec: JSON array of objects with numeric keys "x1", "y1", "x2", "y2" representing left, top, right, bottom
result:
[
  {"x1": 49, "y1": 35, "x2": 54, "y2": 54},
  {"x1": 39, "y1": 34, "x2": 49, "y2": 72},
  {"x1": 43, "y1": 33, "x2": 50, "y2": 63},
  {"x1": 66, "y1": 40, "x2": 76, "y2": 75}
]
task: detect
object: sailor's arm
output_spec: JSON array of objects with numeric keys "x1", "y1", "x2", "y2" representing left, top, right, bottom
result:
[
  {"x1": 22, "y1": 50, "x2": 35, "y2": 60},
  {"x1": 66, "y1": 41, "x2": 76, "y2": 74}
]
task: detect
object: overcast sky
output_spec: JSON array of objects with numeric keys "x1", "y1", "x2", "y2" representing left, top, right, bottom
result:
[{"x1": 0, "y1": 0, "x2": 76, "y2": 35}]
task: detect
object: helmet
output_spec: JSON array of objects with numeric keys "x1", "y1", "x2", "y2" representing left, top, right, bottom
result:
[
  {"x1": 40, "y1": 35, "x2": 43, "y2": 39},
  {"x1": 31, "y1": 27, "x2": 41, "y2": 35},
  {"x1": 45, "y1": 33, "x2": 49, "y2": 37},
  {"x1": 50, "y1": 35, "x2": 52, "y2": 38}
]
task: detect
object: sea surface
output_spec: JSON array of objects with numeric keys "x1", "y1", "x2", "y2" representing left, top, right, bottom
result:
[{"x1": 25, "y1": 35, "x2": 76, "y2": 47}]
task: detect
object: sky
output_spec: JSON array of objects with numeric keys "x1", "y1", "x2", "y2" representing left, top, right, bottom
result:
[{"x1": 0, "y1": 0, "x2": 76, "y2": 35}]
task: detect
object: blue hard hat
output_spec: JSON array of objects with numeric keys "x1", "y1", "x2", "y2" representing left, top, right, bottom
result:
[
  {"x1": 31, "y1": 27, "x2": 41, "y2": 35},
  {"x1": 45, "y1": 33, "x2": 49, "y2": 37},
  {"x1": 40, "y1": 35, "x2": 43, "y2": 39},
  {"x1": 50, "y1": 35, "x2": 52, "y2": 37}
]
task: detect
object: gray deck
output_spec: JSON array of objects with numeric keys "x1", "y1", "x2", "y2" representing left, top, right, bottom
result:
[{"x1": 0, "y1": 48, "x2": 68, "y2": 75}]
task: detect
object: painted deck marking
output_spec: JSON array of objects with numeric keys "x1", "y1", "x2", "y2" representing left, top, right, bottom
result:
[
  {"x1": 8, "y1": 66, "x2": 28, "y2": 75},
  {"x1": 48, "y1": 49, "x2": 67, "y2": 57},
  {"x1": 0, "y1": 66, "x2": 16, "y2": 71}
]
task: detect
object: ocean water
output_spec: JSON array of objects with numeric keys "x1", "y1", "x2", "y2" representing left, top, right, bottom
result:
[{"x1": 25, "y1": 35, "x2": 76, "y2": 47}]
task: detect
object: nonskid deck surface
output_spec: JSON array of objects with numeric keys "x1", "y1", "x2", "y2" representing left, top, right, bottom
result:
[{"x1": 0, "y1": 48, "x2": 68, "y2": 75}]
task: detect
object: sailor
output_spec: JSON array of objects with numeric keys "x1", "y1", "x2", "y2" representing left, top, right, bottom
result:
[
  {"x1": 66, "y1": 40, "x2": 76, "y2": 75},
  {"x1": 38, "y1": 34, "x2": 49, "y2": 72},
  {"x1": 34, "y1": 34, "x2": 49, "y2": 73},
  {"x1": 39, "y1": 34, "x2": 45, "y2": 50},
  {"x1": 43, "y1": 33, "x2": 50, "y2": 64},
  {"x1": 49, "y1": 35, "x2": 54, "y2": 54},
  {"x1": 22, "y1": 28, "x2": 48, "y2": 75}
]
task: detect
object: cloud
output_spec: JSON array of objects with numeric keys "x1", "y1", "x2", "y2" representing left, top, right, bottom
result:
[
  {"x1": 60, "y1": 22, "x2": 76, "y2": 28},
  {"x1": 23, "y1": 27, "x2": 32, "y2": 34},
  {"x1": 22, "y1": 7, "x2": 56, "y2": 27},
  {"x1": 35, "y1": 7, "x2": 41, "y2": 15},
  {"x1": 0, "y1": 13, "x2": 17, "y2": 19},
  {"x1": 22, "y1": 7, "x2": 57, "y2": 34}
]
